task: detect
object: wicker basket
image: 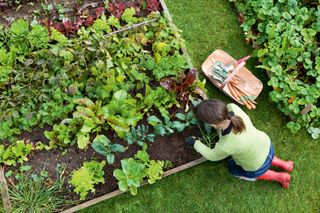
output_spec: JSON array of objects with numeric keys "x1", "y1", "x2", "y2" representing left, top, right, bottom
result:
[{"x1": 201, "y1": 49, "x2": 263, "y2": 105}]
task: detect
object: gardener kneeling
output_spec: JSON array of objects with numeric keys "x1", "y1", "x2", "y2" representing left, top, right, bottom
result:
[{"x1": 186, "y1": 99, "x2": 294, "y2": 188}]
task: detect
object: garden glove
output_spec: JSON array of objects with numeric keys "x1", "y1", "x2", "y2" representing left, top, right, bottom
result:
[{"x1": 185, "y1": 136, "x2": 197, "y2": 148}]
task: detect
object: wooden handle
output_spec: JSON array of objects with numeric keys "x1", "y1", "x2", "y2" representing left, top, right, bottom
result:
[{"x1": 221, "y1": 61, "x2": 246, "y2": 89}]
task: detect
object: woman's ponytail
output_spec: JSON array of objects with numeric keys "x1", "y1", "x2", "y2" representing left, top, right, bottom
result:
[
  {"x1": 196, "y1": 99, "x2": 246, "y2": 135},
  {"x1": 230, "y1": 115, "x2": 246, "y2": 134}
]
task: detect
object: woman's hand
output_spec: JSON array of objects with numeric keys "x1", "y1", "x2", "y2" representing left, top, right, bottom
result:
[{"x1": 185, "y1": 136, "x2": 197, "y2": 148}]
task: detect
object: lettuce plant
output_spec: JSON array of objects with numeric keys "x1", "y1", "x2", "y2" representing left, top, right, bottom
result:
[
  {"x1": 0, "y1": 140, "x2": 33, "y2": 166},
  {"x1": 69, "y1": 160, "x2": 106, "y2": 200}
]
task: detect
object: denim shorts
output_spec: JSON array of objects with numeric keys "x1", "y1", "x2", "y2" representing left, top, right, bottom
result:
[{"x1": 227, "y1": 143, "x2": 274, "y2": 178}]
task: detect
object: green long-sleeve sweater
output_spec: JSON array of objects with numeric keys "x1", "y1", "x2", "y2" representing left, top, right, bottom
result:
[{"x1": 194, "y1": 103, "x2": 271, "y2": 171}]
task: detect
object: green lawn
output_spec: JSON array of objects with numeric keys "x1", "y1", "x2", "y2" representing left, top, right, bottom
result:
[{"x1": 80, "y1": 0, "x2": 320, "y2": 212}]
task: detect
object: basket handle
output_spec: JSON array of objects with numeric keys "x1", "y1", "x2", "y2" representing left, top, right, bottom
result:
[{"x1": 220, "y1": 61, "x2": 246, "y2": 89}]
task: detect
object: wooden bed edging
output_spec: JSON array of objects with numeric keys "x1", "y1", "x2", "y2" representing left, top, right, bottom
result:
[
  {"x1": 60, "y1": 157, "x2": 207, "y2": 213},
  {"x1": 0, "y1": 166, "x2": 11, "y2": 213}
]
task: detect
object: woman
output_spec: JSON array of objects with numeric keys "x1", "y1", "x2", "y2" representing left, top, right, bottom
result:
[{"x1": 186, "y1": 99, "x2": 294, "y2": 188}]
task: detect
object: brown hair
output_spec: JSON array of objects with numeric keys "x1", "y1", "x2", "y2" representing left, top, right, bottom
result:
[{"x1": 195, "y1": 99, "x2": 246, "y2": 134}]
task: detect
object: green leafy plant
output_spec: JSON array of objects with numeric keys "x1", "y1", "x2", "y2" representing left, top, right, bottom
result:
[
  {"x1": 134, "y1": 149, "x2": 164, "y2": 184},
  {"x1": 136, "y1": 85, "x2": 178, "y2": 114},
  {"x1": 0, "y1": 140, "x2": 33, "y2": 166},
  {"x1": 113, "y1": 158, "x2": 146, "y2": 196},
  {"x1": 145, "y1": 160, "x2": 164, "y2": 184},
  {"x1": 125, "y1": 124, "x2": 155, "y2": 147},
  {"x1": 44, "y1": 122, "x2": 77, "y2": 149},
  {"x1": 147, "y1": 115, "x2": 174, "y2": 136},
  {"x1": 69, "y1": 160, "x2": 106, "y2": 200},
  {"x1": 172, "y1": 111, "x2": 199, "y2": 132},
  {"x1": 101, "y1": 90, "x2": 143, "y2": 138},
  {"x1": 72, "y1": 98, "x2": 106, "y2": 149},
  {"x1": 113, "y1": 148, "x2": 166, "y2": 195},
  {"x1": 91, "y1": 135, "x2": 125, "y2": 164},
  {"x1": 121, "y1": 8, "x2": 138, "y2": 24}
]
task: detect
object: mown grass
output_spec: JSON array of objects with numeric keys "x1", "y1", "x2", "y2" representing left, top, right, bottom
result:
[{"x1": 80, "y1": 0, "x2": 320, "y2": 212}]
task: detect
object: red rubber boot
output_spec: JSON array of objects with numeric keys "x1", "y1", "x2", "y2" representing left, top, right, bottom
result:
[
  {"x1": 272, "y1": 156, "x2": 294, "y2": 172},
  {"x1": 257, "y1": 170, "x2": 291, "y2": 188}
]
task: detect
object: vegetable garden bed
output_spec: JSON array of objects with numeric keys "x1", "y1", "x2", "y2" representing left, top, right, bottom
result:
[{"x1": 0, "y1": 0, "x2": 212, "y2": 212}]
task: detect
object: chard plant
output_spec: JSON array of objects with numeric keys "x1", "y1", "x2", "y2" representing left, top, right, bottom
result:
[
  {"x1": 160, "y1": 69, "x2": 207, "y2": 108},
  {"x1": 72, "y1": 98, "x2": 105, "y2": 149},
  {"x1": 91, "y1": 135, "x2": 125, "y2": 164},
  {"x1": 69, "y1": 160, "x2": 106, "y2": 200},
  {"x1": 44, "y1": 98, "x2": 105, "y2": 149}
]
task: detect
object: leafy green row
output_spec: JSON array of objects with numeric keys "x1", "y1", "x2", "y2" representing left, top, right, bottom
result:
[{"x1": 230, "y1": 0, "x2": 320, "y2": 136}]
